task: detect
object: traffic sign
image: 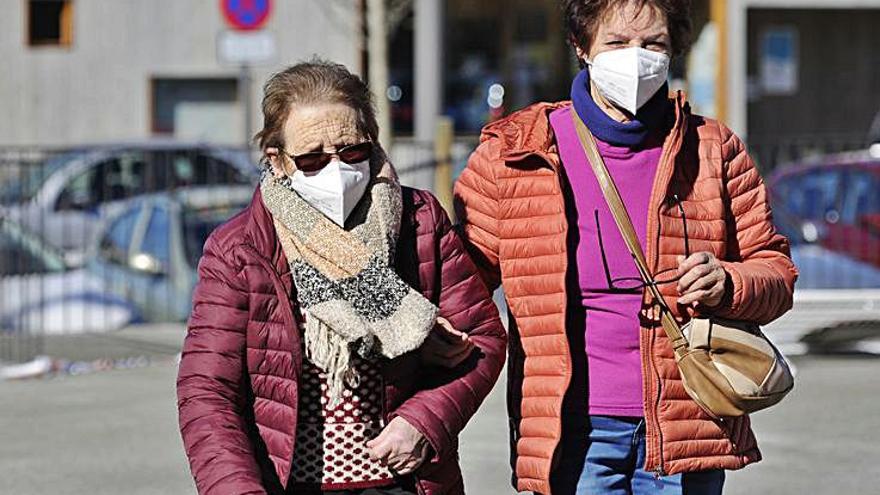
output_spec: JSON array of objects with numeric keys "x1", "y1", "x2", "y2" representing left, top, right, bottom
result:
[
  {"x1": 217, "y1": 30, "x2": 277, "y2": 65},
  {"x1": 221, "y1": 0, "x2": 272, "y2": 31}
]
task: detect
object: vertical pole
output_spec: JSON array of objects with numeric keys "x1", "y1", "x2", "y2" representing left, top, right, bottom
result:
[
  {"x1": 240, "y1": 64, "x2": 253, "y2": 149},
  {"x1": 367, "y1": 0, "x2": 392, "y2": 148},
  {"x1": 415, "y1": 0, "x2": 443, "y2": 143},
  {"x1": 359, "y1": 0, "x2": 369, "y2": 79},
  {"x1": 433, "y1": 116, "x2": 454, "y2": 217},
  {"x1": 710, "y1": 0, "x2": 728, "y2": 124}
]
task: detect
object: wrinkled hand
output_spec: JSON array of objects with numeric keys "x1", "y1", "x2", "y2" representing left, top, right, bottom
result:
[
  {"x1": 676, "y1": 252, "x2": 728, "y2": 308},
  {"x1": 420, "y1": 317, "x2": 475, "y2": 368},
  {"x1": 366, "y1": 416, "x2": 430, "y2": 475}
]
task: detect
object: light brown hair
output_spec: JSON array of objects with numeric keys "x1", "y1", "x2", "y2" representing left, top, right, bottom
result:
[{"x1": 254, "y1": 58, "x2": 378, "y2": 152}]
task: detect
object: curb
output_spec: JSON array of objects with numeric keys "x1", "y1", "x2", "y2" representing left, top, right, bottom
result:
[{"x1": 0, "y1": 353, "x2": 180, "y2": 381}]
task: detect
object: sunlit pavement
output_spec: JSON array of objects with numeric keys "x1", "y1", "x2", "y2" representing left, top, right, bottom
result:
[{"x1": 1, "y1": 327, "x2": 878, "y2": 494}]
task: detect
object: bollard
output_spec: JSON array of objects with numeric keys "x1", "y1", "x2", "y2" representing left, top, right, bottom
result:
[{"x1": 433, "y1": 116, "x2": 455, "y2": 220}]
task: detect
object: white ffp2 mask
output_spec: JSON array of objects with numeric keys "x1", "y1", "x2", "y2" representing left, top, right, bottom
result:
[
  {"x1": 586, "y1": 47, "x2": 670, "y2": 115},
  {"x1": 289, "y1": 158, "x2": 371, "y2": 227}
]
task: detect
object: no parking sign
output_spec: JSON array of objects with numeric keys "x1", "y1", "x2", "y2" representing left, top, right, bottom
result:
[{"x1": 221, "y1": 0, "x2": 272, "y2": 31}]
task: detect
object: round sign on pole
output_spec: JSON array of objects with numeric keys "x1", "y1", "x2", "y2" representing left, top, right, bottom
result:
[{"x1": 221, "y1": 0, "x2": 272, "y2": 31}]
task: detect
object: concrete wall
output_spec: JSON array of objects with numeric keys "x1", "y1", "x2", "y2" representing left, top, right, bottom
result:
[{"x1": 1, "y1": 0, "x2": 361, "y2": 147}]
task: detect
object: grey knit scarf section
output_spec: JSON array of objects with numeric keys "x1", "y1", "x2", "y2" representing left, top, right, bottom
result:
[{"x1": 260, "y1": 163, "x2": 437, "y2": 405}]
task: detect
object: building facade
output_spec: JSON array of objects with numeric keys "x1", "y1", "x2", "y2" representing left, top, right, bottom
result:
[{"x1": 1, "y1": 0, "x2": 361, "y2": 147}]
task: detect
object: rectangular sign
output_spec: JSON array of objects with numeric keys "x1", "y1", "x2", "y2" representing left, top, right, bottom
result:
[
  {"x1": 760, "y1": 27, "x2": 799, "y2": 96},
  {"x1": 217, "y1": 30, "x2": 276, "y2": 65}
]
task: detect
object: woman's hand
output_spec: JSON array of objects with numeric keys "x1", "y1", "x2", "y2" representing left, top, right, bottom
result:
[
  {"x1": 420, "y1": 317, "x2": 475, "y2": 368},
  {"x1": 366, "y1": 416, "x2": 431, "y2": 475},
  {"x1": 676, "y1": 252, "x2": 728, "y2": 308}
]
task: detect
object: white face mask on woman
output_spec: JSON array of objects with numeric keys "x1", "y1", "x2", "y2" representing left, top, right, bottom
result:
[
  {"x1": 586, "y1": 47, "x2": 670, "y2": 115},
  {"x1": 289, "y1": 158, "x2": 371, "y2": 227}
]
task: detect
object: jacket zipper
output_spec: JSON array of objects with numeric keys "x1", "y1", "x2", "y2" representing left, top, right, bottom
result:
[
  {"x1": 642, "y1": 111, "x2": 686, "y2": 478},
  {"x1": 645, "y1": 316, "x2": 667, "y2": 478}
]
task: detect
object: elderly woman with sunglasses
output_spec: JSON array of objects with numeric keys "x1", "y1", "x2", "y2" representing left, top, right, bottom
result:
[
  {"x1": 176, "y1": 60, "x2": 506, "y2": 495},
  {"x1": 454, "y1": 1, "x2": 797, "y2": 494}
]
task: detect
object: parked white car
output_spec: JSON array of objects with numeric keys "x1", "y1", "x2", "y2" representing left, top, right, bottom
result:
[
  {"x1": 0, "y1": 217, "x2": 138, "y2": 335},
  {"x1": 1, "y1": 142, "x2": 257, "y2": 266}
]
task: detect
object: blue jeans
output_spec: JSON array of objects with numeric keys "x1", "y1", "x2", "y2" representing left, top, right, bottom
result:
[{"x1": 553, "y1": 416, "x2": 725, "y2": 495}]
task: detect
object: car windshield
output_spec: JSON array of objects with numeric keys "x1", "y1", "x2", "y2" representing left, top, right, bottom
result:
[
  {"x1": 182, "y1": 205, "x2": 245, "y2": 268},
  {"x1": 0, "y1": 151, "x2": 85, "y2": 204},
  {"x1": 0, "y1": 218, "x2": 66, "y2": 275}
]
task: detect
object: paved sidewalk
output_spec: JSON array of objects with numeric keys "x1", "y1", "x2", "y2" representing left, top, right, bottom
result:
[{"x1": 1, "y1": 327, "x2": 878, "y2": 494}]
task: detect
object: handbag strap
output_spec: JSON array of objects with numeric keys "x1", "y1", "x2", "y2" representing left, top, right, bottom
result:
[{"x1": 569, "y1": 109, "x2": 690, "y2": 356}]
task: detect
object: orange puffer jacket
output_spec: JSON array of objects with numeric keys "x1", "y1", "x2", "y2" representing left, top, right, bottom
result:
[{"x1": 453, "y1": 94, "x2": 797, "y2": 495}]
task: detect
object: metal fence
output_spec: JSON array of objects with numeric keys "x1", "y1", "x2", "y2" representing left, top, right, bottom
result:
[
  {"x1": 746, "y1": 133, "x2": 873, "y2": 173},
  {"x1": 1, "y1": 133, "x2": 877, "y2": 366},
  {"x1": 0, "y1": 140, "x2": 470, "y2": 366},
  {"x1": 0, "y1": 145, "x2": 265, "y2": 366}
]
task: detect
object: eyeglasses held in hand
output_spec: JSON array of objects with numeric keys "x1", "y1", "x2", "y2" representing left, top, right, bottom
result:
[{"x1": 597, "y1": 194, "x2": 691, "y2": 292}]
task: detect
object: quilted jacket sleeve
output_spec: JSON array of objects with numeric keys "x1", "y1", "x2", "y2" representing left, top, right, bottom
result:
[
  {"x1": 711, "y1": 124, "x2": 798, "y2": 325},
  {"x1": 452, "y1": 137, "x2": 503, "y2": 291},
  {"x1": 176, "y1": 236, "x2": 266, "y2": 495},
  {"x1": 392, "y1": 194, "x2": 507, "y2": 461}
]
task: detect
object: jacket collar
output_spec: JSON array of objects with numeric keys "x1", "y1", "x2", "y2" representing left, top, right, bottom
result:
[
  {"x1": 243, "y1": 187, "x2": 291, "y2": 279},
  {"x1": 240, "y1": 184, "x2": 426, "y2": 282},
  {"x1": 482, "y1": 91, "x2": 691, "y2": 169}
]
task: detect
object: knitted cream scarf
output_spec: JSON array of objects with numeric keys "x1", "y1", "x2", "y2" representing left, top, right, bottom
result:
[{"x1": 260, "y1": 161, "x2": 437, "y2": 405}]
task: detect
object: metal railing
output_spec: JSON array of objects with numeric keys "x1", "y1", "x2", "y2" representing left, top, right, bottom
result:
[
  {"x1": 746, "y1": 133, "x2": 873, "y2": 173},
  {"x1": 1, "y1": 133, "x2": 877, "y2": 366},
  {"x1": 0, "y1": 140, "x2": 474, "y2": 366}
]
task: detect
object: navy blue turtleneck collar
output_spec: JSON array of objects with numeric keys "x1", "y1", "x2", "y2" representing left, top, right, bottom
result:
[{"x1": 570, "y1": 68, "x2": 672, "y2": 147}]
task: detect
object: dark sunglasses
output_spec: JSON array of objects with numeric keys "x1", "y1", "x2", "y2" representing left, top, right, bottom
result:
[
  {"x1": 596, "y1": 194, "x2": 691, "y2": 292},
  {"x1": 281, "y1": 141, "x2": 373, "y2": 173}
]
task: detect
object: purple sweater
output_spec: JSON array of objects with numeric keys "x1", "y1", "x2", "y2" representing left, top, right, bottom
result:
[{"x1": 550, "y1": 106, "x2": 663, "y2": 417}]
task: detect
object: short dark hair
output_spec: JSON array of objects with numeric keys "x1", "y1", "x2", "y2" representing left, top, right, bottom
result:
[
  {"x1": 254, "y1": 58, "x2": 378, "y2": 152},
  {"x1": 561, "y1": 0, "x2": 693, "y2": 57}
]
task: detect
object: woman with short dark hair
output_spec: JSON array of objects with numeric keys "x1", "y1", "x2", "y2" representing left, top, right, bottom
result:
[
  {"x1": 455, "y1": 1, "x2": 797, "y2": 494},
  {"x1": 177, "y1": 59, "x2": 506, "y2": 495}
]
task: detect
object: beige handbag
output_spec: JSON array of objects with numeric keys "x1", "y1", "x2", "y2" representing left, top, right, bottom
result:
[{"x1": 570, "y1": 111, "x2": 794, "y2": 418}]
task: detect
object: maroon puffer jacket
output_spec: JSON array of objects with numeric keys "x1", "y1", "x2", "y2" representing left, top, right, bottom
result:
[{"x1": 176, "y1": 186, "x2": 506, "y2": 495}]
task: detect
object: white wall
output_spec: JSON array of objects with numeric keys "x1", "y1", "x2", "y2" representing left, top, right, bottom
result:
[{"x1": 0, "y1": 0, "x2": 361, "y2": 147}]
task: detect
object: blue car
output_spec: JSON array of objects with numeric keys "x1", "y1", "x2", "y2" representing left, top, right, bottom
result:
[{"x1": 86, "y1": 186, "x2": 254, "y2": 322}]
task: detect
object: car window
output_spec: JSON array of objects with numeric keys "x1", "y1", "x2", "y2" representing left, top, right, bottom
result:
[
  {"x1": 0, "y1": 231, "x2": 57, "y2": 276},
  {"x1": 171, "y1": 151, "x2": 250, "y2": 187},
  {"x1": 779, "y1": 169, "x2": 843, "y2": 221},
  {"x1": 56, "y1": 152, "x2": 147, "y2": 210},
  {"x1": 99, "y1": 206, "x2": 143, "y2": 265},
  {"x1": 101, "y1": 153, "x2": 146, "y2": 201},
  {"x1": 139, "y1": 206, "x2": 171, "y2": 270},
  {"x1": 0, "y1": 219, "x2": 65, "y2": 275},
  {"x1": 182, "y1": 205, "x2": 244, "y2": 268},
  {"x1": 0, "y1": 237, "x2": 50, "y2": 275},
  {"x1": 56, "y1": 164, "x2": 99, "y2": 211},
  {"x1": 840, "y1": 170, "x2": 880, "y2": 224}
]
